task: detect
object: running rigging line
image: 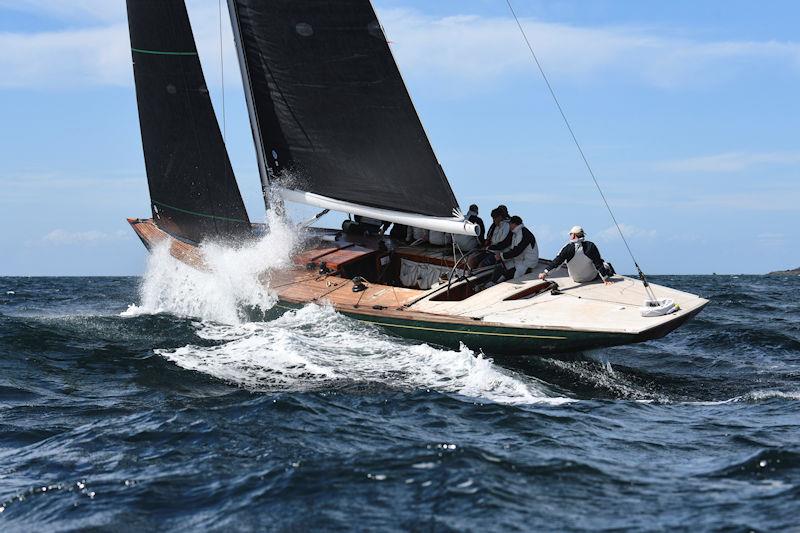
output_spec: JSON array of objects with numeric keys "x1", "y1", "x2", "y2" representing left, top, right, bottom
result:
[{"x1": 504, "y1": 0, "x2": 656, "y2": 298}]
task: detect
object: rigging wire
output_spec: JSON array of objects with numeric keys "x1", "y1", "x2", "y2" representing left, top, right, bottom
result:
[
  {"x1": 218, "y1": 0, "x2": 226, "y2": 141},
  {"x1": 504, "y1": 0, "x2": 657, "y2": 299}
]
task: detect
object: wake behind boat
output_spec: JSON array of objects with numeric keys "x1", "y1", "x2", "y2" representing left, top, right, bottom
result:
[{"x1": 124, "y1": 0, "x2": 707, "y2": 356}]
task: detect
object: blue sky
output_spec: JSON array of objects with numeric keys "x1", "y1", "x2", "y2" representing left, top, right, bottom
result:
[{"x1": 1, "y1": 0, "x2": 798, "y2": 275}]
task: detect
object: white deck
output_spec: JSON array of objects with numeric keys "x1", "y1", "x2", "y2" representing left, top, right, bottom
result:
[{"x1": 413, "y1": 261, "x2": 708, "y2": 335}]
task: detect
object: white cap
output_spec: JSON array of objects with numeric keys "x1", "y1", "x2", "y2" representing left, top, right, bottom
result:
[{"x1": 569, "y1": 225, "x2": 584, "y2": 235}]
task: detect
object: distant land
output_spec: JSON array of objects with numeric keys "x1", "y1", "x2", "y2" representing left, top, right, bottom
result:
[{"x1": 768, "y1": 267, "x2": 800, "y2": 276}]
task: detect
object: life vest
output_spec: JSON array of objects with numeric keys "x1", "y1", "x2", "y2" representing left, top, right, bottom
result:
[
  {"x1": 567, "y1": 241, "x2": 598, "y2": 282},
  {"x1": 488, "y1": 220, "x2": 511, "y2": 252},
  {"x1": 507, "y1": 224, "x2": 539, "y2": 274}
]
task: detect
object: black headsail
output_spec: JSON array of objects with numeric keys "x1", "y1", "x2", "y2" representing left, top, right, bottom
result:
[
  {"x1": 127, "y1": 0, "x2": 251, "y2": 243},
  {"x1": 228, "y1": 0, "x2": 460, "y2": 218}
]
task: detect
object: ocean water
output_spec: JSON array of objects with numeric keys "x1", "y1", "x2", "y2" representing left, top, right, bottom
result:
[{"x1": 1, "y1": 230, "x2": 799, "y2": 531}]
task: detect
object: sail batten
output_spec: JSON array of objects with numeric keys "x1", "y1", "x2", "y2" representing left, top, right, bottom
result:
[
  {"x1": 127, "y1": 0, "x2": 250, "y2": 243},
  {"x1": 229, "y1": 0, "x2": 461, "y2": 218}
]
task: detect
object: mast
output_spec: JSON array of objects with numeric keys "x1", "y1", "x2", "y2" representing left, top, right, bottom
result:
[{"x1": 226, "y1": 0, "x2": 271, "y2": 210}]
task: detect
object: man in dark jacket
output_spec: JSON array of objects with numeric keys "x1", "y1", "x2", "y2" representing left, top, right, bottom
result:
[
  {"x1": 467, "y1": 204, "x2": 486, "y2": 244},
  {"x1": 469, "y1": 205, "x2": 510, "y2": 268},
  {"x1": 539, "y1": 226, "x2": 613, "y2": 285},
  {"x1": 489, "y1": 215, "x2": 539, "y2": 283},
  {"x1": 453, "y1": 204, "x2": 486, "y2": 251}
]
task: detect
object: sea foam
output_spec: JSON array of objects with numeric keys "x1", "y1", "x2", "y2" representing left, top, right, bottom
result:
[
  {"x1": 158, "y1": 304, "x2": 569, "y2": 405},
  {"x1": 122, "y1": 211, "x2": 296, "y2": 324},
  {"x1": 122, "y1": 214, "x2": 569, "y2": 406}
]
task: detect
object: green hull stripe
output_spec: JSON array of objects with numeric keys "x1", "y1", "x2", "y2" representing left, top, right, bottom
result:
[
  {"x1": 152, "y1": 200, "x2": 249, "y2": 224},
  {"x1": 132, "y1": 48, "x2": 198, "y2": 56},
  {"x1": 360, "y1": 319, "x2": 566, "y2": 340},
  {"x1": 274, "y1": 303, "x2": 566, "y2": 340}
]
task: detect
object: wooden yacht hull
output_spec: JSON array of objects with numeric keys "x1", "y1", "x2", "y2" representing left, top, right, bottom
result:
[
  {"x1": 129, "y1": 218, "x2": 709, "y2": 356},
  {"x1": 268, "y1": 299, "x2": 702, "y2": 355}
]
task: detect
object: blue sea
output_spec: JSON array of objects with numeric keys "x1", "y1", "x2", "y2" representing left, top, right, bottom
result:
[{"x1": 1, "y1": 259, "x2": 799, "y2": 530}]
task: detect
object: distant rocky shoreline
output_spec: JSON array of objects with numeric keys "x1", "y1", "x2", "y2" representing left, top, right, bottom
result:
[{"x1": 768, "y1": 267, "x2": 800, "y2": 275}]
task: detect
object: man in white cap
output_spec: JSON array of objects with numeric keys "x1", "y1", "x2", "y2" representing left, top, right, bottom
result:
[{"x1": 539, "y1": 226, "x2": 613, "y2": 285}]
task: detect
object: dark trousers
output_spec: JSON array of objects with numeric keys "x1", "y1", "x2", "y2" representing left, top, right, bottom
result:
[
  {"x1": 491, "y1": 264, "x2": 515, "y2": 283},
  {"x1": 472, "y1": 251, "x2": 497, "y2": 268}
]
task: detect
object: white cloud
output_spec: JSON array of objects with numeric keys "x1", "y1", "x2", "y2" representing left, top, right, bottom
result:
[
  {"x1": 0, "y1": 0, "x2": 124, "y2": 22},
  {"x1": 379, "y1": 9, "x2": 800, "y2": 88},
  {"x1": 0, "y1": 173, "x2": 143, "y2": 205},
  {"x1": 756, "y1": 232, "x2": 787, "y2": 247},
  {"x1": 0, "y1": 24, "x2": 131, "y2": 89},
  {"x1": 655, "y1": 151, "x2": 800, "y2": 173},
  {"x1": 483, "y1": 192, "x2": 565, "y2": 205},
  {"x1": 674, "y1": 190, "x2": 800, "y2": 211},
  {"x1": 0, "y1": 0, "x2": 237, "y2": 89},
  {"x1": 41, "y1": 228, "x2": 128, "y2": 246},
  {"x1": 527, "y1": 224, "x2": 560, "y2": 245},
  {"x1": 666, "y1": 232, "x2": 707, "y2": 244},
  {"x1": 1, "y1": 4, "x2": 799, "y2": 90},
  {"x1": 598, "y1": 223, "x2": 656, "y2": 242}
]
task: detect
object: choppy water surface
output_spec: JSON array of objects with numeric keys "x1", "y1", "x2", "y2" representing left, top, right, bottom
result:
[{"x1": 1, "y1": 233, "x2": 799, "y2": 530}]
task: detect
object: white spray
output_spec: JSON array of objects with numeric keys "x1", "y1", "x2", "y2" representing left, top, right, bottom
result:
[
  {"x1": 123, "y1": 214, "x2": 570, "y2": 405},
  {"x1": 123, "y1": 211, "x2": 297, "y2": 324}
]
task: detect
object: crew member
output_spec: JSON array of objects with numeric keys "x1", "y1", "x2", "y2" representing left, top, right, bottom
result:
[
  {"x1": 490, "y1": 215, "x2": 539, "y2": 283},
  {"x1": 428, "y1": 230, "x2": 452, "y2": 246},
  {"x1": 406, "y1": 225, "x2": 429, "y2": 244},
  {"x1": 388, "y1": 223, "x2": 408, "y2": 241},
  {"x1": 342, "y1": 215, "x2": 388, "y2": 235},
  {"x1": 453, "y1": 204, "x2": 485, "y2": 252},
  {"x1": 539, "y1": 226, "x2": 613, "y2": 285},
  {"x1": 469, "y1": 207, "x2": 510, "y2": 268}
]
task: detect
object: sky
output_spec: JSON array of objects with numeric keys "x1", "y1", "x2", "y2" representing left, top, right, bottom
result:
[{"x1": 0, "y1": 0, "x2": 798, "y2": 275}]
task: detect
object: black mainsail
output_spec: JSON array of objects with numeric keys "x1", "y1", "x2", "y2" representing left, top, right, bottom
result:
[
  {"x1": 228, "y1": 0, "x2": 461, "y2": 220},
  {"x1": 127, "y1": 0, "x2": 251, "y2": 243}
]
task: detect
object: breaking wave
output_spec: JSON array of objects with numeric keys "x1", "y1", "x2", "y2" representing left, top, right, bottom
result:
[
  {"x1": 158, "y1": 304, "x2": 569, "y2": 405},
  {"x1": 4, "y1": 273, "x2": 800, "y2": 531},
  {"x1": 122, "y1": 212, "x2": 297, "y2": 324},
  {"x1": 121, "y1": 215, "x2": 568, "y2": 406}
]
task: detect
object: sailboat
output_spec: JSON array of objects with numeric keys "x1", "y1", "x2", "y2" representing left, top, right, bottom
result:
[{"x1": 125, "y1": 0, "x2": 707, "y2": 356}]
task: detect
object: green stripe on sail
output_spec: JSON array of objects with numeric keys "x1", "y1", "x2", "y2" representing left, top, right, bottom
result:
[
  {"x1": 132, "y1": 47, "x2": 198, "y2": 56},
  {"x1": 153, "y1": 201, "x2": 249, "y2": 224}
]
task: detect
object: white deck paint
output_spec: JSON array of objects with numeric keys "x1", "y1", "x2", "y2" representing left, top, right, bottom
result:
[{"x1": 413, "y1": 261, "x2": 708, "y2": 335}]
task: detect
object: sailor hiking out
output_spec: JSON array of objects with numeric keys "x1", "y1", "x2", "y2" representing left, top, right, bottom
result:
[
  {"x1": 490, "y1": 216, "x2": 539, "y2": 283},
  {"x1": 540, "y1": 226, "x2": 613, "y2": 285}
]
